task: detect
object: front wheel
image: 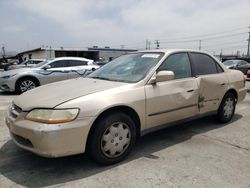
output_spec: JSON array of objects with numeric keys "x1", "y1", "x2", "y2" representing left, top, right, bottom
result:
[
  {"x1": 16, "y1": 78, "x2": 38, "y2": 94},
  {"x1": 88, "y1": 112, "x2": 136, "y2": 165},
  {"x1": 215, "y1": 93, "x2": 236, "y2": 123}
]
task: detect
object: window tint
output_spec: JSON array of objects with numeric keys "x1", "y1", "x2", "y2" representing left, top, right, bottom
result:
[
  {"x1": 239, "y1": 60, "x2": 248, "y2": 65},
  {"x1": 215, "y1": 63, "x2": 224, "y2": 73},
  {"x1": 69, "y1": 60, "x2": 88, "y2": 66},
  {"x1": 190, "y1": 53, "x2": 218, "y2": 75},
  {"x1": 49, "y1": 60, "x2": 68, "y2": 68},
  {"x1": 158, "y1": 53, "x2": 192, "y2": 79}
]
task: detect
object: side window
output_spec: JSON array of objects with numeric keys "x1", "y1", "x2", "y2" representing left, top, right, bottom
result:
[
  {"x1": 215, "y1": 63, "x2": 224, "y2": 73},
  {"x1": 158, "y1": 53, "x2": 192, "y2": 79},
  {"x1": 49, "y1": 60, "x2": 68, "y2": 68},
  {"x1": 69, "y1": 60, "x2": 88, "y2": 67},
  {"x1": 189, "y1": 53, "x2": 218, "y2": 75},
  {"x1": 239, "y1": 61, "x2": 248, "y2": 65}
]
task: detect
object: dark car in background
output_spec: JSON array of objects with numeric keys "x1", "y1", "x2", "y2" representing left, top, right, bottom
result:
[{"x1": 223, "y1": 59, "x2": 250, "y2": 74}]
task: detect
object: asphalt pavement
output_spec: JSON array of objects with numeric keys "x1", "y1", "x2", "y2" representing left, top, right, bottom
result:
[{"x1": 0, "y1": 83, "x2": 250, "y2": 188}]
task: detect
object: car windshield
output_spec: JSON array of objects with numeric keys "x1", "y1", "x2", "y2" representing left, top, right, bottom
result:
[
  {"x1": 34, "y1": 60, "x2": 50, "y2": 68},
  {"x1": 223, "y1": 60, "x2": 240, "y2": 66},
  {"x1": 88, "y1": 52, "x2": 164, "y2": 83}
]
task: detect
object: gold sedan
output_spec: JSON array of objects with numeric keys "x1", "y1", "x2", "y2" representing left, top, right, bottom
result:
[{"x1": 5, "y1": 49, "x2": 246, "y2": 165}]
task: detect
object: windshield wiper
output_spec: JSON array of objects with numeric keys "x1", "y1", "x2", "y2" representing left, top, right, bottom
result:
[{"x1": 90, "y1": 76, "x2": 112, "y2": 81}]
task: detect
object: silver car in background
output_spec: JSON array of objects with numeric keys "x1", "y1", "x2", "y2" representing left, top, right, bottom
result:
[
  {"x1": 6, "y1": 59, "x2": 45, "y2": 71},
  {"x1": 0, "y1": 57, "x2": 99, "y2": 93}
]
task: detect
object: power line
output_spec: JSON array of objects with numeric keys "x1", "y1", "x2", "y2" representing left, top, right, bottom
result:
[
  {"x1": 247, "y1": 27, "x2": 250, "y2": 57},
  {"x1": 151, "y1": 26, "x2": 248, "y2": 41},
  {"x1": 160, "y1": 32, "x2": 247, "y2": 44},
  {"x1": 202, "y1": 40, "x2": 247, "y2": 48}
]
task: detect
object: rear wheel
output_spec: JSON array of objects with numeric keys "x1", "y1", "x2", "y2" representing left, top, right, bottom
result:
[
  {"x1": 88, "y1": 112, "x2": 136, "y2": 165},
  {"x1": 16, "y1": 78, "x2": 38, "y2": 94},
  {"x1": 215, "y1": 93, "x2": 236, "y2": 123}
]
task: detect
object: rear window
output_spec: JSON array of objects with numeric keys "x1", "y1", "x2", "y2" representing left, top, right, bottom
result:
[{"x1": 69, "y1": 60, "x2": 88, "y2": 66}]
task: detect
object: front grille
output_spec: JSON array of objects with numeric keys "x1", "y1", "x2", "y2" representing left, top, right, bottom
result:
[{"x1": 9, "y1": 104, "x2": 22, "y2": 119}]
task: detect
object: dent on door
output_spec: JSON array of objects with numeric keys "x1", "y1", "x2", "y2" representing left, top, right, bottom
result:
[
  {"x1": 145, "y1": 78, "x2": 199, "y2": 129},
  {"x1": 196, "y1": 75, "x2": 228, "y2": 114}
]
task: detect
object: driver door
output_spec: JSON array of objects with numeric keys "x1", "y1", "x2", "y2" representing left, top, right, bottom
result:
[
  {"x1": 145, "y1": 52, "x2": 199, "y2": 129},
  {"x1": 39, "y1": 60, "x2": 69, "y2": 84}
]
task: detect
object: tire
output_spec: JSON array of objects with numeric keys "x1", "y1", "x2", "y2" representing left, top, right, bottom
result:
[
  {"x1": 16, "y1": 78, "x2": 38, "y2": 94},
  {"x1": 88, "y1": 112, "x2": 136, "y2": 165},
  {"x1": 215, "y1": 93, "x2": 236, "y2": 123}
]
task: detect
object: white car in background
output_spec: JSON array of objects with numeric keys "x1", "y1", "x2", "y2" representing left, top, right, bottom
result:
[{"x1": 0, "y1": 57, "x2": 99, "y2": 93}]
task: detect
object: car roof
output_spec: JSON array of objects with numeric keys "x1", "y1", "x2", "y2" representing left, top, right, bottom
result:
[
  {"x1": 26, "y1": 59, "x2": 45, "y2": 61},
  {"x1": 51, "y1": 57, "x2": 93, "y2": 61},
  {"x1": 138, "y1": 49, "x2": 210, "y2": 54}
]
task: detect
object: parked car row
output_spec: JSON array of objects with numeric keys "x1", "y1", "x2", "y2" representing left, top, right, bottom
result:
[
  {"x1": 223, "y1": 59, "x2": 250, "y2": 75},
  {"x1": 0, "y1": 57, "x2": 99, "y2": 93},
  {"x1": 5, "y1": 49, "x2": 246, "y2": 165}
]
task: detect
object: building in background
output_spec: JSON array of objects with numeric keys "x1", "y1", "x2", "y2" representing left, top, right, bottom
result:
[{"x1": 18, "y1": 46, "x2": 137, "y2": 62}]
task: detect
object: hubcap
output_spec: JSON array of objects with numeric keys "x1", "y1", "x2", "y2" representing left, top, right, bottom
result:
[
  {"x1": 20, "y1": 80, "x2": 36, "y2": 92},
  {"x1": 101, "y1": 122, "x2": 131, "y2": 158},
  {"x1": 223, "y1": 97, "x2": 234, "y2": 118}
]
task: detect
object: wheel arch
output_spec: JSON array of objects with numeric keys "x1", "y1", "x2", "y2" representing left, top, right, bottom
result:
[
  {"x1": 86, "y1": 105, "x2": 141, "y2": 150},
  {"x1": 226, "y1": 88, "x2": 238, "y2": 101},
  {"x1": 15, "y1": 75, "x2": 41, "y2": 91}
]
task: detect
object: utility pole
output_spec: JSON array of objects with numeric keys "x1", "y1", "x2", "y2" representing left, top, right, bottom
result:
[
  {"x1": 146, "y1": 40, "x2": 151, "y2": 50},
  {"x1": 247, "y1": 27, "x2": 250, "y2": 57},
  {"x1": 1, "y1": 44, "x2": 6, "y2": 57},
  {"x1": 199, "y1": 40, "x2": 202, "y2": 50},
  {"x1": 220, "y1": 48, "x2": 223, "y2": 60},
  {"x1": 155, "y1": 40, "x2": 160, "y2": 49}
]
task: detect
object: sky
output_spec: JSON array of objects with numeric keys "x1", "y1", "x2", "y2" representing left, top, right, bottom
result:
[{"x1": 0, "y1": 0, "x2": 249, "y2": 55}]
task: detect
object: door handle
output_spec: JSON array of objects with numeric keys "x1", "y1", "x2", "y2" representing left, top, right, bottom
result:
[
  {"x1": 187, "y1": 89, "x2": 194, "y2": 92},
  {"x1": 220, "y1": 83, "x2": 225, "y2": 86}
]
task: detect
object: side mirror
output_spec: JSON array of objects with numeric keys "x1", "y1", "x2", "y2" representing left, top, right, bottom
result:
[
  {"x1": 149, "y1": 71, "x2": 174, "y2": 84},
  {"x1": 156, "y1": 71, "x2": 174, "y2": 82},
  {"x1": 91, "y1": 67, "x2": 96, "y2": 71},
  {"x1": 43, "y1": 65, "x2": 51, "y2": 70}
]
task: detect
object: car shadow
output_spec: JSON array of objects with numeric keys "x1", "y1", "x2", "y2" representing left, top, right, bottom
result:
[
  {"x1": 0, "y1": 90, "x2": 18, "y2": 96},
  {"x1": 0, "y1": 114, "x2": 242, "y2": 187}
]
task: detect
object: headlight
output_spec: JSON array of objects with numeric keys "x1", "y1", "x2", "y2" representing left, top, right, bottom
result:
[
  {"x1": 25, "y1": 109, "x2": 79, "y2": 124},
  {"x1": 0, "y1": 74, "x2": 17, "y2": 79}
]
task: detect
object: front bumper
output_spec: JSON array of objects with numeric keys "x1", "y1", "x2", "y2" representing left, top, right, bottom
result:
[
  {"x1": 0, "y1": 77, "x2": 16, "y2": 91},
  {"x1": 5, "y1": 108, "x2": 95, "y2": 157}
]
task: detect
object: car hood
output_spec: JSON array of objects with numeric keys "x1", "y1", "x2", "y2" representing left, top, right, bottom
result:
[
  {"x1": 9, "y1": 64, "x2": 35, "y2": 70},
  {"x1": 13, "y1": 78, "x2": 127, "y2": 111},
  {"x1": 1, "y1": 67, "x2": 37, "y2": 76},
  {"x1": 225, "y1": 65, "x2": 234, "y2": 69}
]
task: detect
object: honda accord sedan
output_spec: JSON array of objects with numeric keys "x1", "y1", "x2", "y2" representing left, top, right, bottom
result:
[{"x1": 5, "y1": 49, "x2": 246, "y2": 164}]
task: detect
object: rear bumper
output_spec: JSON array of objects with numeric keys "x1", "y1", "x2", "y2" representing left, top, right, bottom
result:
[{"x1": 238, "y1": 87, "x2": 247, "y2": 103}]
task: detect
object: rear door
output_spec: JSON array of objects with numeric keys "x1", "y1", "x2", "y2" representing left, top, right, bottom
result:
[
  {"x1": 236, "y1": 60, "x2": 249, "y2": 74},
  {"x1": 67, "y1": 60, "x2": 90, "y2": 79},
  {"x1": 145, "y1": 52, "x2": 199, "y2": 129},
  {"x1": 189, "y1": 52, "x2": 228, "y2": 114}
]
